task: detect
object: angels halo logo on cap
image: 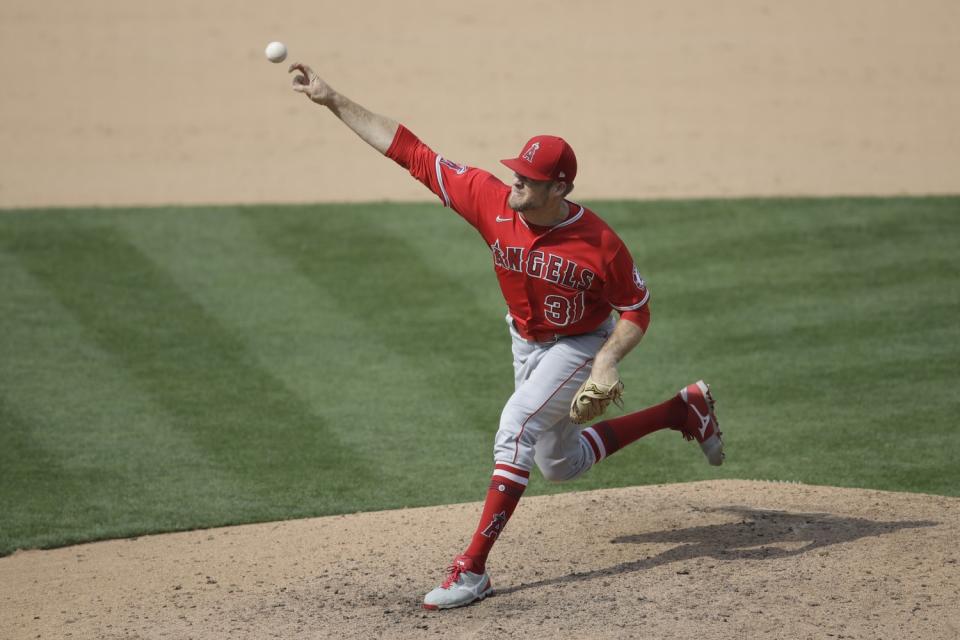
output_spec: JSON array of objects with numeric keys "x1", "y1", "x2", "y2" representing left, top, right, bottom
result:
[
  {"x1": 502, "y1": 135, "x2": 577, "y2": 184},
  {"x1": 522, "y1": 142, "x2": 540, "y2": 163}
]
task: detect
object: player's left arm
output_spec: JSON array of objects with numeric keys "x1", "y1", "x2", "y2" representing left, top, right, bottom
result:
[
  {"x1": 590, "y1": 315, "x2": 645, "y2": 386},
  {"x1": 591, "y1": 241, "x2": 652, "y2": 386}
]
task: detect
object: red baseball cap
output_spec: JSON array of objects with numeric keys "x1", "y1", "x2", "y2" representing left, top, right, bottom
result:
[{"x1": 501, "y1": 135, "x2": 577, "y2": 184}]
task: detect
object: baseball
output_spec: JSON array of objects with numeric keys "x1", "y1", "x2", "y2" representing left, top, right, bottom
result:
[{"x1": 264, "y1": 41, "x2": 287, "y2": 63}]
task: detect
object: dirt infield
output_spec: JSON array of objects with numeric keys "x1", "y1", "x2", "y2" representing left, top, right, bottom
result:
[
  {"x1": 2, "y1": 481, "x2": 958, "y2": 639},
  {"x1": 1, "y1": 0, "x2": 959, "y2": 208}
]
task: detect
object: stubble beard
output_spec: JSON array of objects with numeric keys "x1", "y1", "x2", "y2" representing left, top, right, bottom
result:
[
  {"x1": 508, "y1": 189, "x2": 541, "y2": 213},
  {"x1": 508, "y1": 193, "x2": 526, "y2": 212}
]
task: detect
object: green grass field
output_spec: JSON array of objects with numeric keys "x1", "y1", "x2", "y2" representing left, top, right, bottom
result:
[{"x1": 1, "y1": 196, "x2": 958, "y2": 556}]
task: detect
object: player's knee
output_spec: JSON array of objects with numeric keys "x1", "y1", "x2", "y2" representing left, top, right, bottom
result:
[{"x1": 496, "y1": 408, "x2": 534, "y2": 445}]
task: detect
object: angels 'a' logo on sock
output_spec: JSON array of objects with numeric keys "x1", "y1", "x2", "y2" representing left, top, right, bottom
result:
[{"x1": 481, "y1": 511, "x2": 508, "y2": 538}]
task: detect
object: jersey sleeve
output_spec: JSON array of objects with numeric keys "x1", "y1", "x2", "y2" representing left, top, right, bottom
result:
[
  {"x1": 619, "y1": 305, "x2": 651, "y2": 333},
  {"x1": 603, "y1": 242, "x2": 650, "y2": 313},
  {"x1": 386, "y1": 124, "x2": 506, "y2": 230}
]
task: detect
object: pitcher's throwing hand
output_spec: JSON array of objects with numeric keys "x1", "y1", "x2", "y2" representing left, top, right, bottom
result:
[{"x1": 289, "y1": 63, "x2": 336, "y2": 106}]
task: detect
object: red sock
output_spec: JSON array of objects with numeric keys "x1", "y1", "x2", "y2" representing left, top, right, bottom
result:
[
  {"x1": 581, "y1": 395, "x2": 686, "y2": 463},
  {"x1": 463, "y1": 462, "x2": 528, "y2": 572}
]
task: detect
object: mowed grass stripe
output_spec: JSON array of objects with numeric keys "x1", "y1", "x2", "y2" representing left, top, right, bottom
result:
[
  {"x1": 242, "y1": 206, "x2": 516, "y2": 449},
  {"x1": 0, "y1": 196, "x2": 957, "y2": 554},
  {"x1": 1, "y1": 221, "x2": 377, "y2": 545},
  {"x1": 115, "y1": 206, "x2": 497, "y2": 500},
  {"x1": 596, "y1": 197, "x2": 960, "y2": 494},
  {"x1": 0, "y1": 253, "x2": 238, "y2": 552},
  {"x1": 369, "y1": 202, "x2": 509, "y2": 313}
]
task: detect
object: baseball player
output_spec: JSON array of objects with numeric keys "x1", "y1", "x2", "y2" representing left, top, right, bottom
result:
[{"x1": 289, "y1": 63, "x2": 724, "y2": 610}]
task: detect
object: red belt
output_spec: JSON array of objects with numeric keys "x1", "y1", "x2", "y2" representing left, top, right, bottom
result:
[{"x1": 512, "y1": 320, "x2": 560, "y2": 343}]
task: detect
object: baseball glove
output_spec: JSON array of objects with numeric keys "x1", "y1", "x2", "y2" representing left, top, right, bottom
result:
[{"x1": 570, "y1": 377, "x2": 624, "y2": 424}]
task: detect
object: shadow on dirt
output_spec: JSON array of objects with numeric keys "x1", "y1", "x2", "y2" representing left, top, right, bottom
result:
[{"x1": 498, "y1": 506, "x2": 936, "y2": 596}]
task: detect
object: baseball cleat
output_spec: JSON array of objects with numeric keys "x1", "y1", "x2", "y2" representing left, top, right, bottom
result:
[
  {"x1": 676, "y1": 380, "x2": 724, "y2": 466},
  {"x1": 422, "y1": 555, "x2": 493, "y2": 610}
]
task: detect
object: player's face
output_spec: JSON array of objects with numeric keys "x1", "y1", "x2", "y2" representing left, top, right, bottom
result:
[{"x1": 508, "y1": 173, "x2": 556, "y2": 212}]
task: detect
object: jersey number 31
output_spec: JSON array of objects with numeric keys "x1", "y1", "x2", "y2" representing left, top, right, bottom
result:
[{"x1": 543, "y1": 291, "x2": 586, "y2": 327}]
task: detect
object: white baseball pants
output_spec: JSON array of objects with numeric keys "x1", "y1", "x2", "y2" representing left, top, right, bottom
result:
[{"x1": 493, "y1": 314, "x2": 616, "y2": 481}]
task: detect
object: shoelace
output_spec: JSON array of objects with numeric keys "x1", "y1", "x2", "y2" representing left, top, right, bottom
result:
[{"x1": 441, "y1": 563, "x2": 466, "y2": 589}]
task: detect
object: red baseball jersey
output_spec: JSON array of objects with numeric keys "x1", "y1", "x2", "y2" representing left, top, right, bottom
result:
[{"x1": 387, "y1": 125, "x2": 650, "y2": 339}]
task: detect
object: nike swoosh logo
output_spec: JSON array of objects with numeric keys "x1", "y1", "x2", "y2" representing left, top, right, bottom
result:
[
  {"x1": 691, "y1": 404, "x2": 711, "y2": 438},
  {"x1": 496, "y1": 216, "x2": 513, "y2": 222}
]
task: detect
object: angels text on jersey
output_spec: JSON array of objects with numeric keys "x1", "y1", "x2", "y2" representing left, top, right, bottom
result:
[{"x1": 489, "y1": 239, "x2": 596, "y2": 291}]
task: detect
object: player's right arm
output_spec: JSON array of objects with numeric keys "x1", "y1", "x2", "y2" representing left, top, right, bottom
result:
[
  {"x1": 289, "y1": 63, "x2": 398, "y2": 154},
  {"x1": 289, "y1": 63, "x2": 504, "y2": 228}
]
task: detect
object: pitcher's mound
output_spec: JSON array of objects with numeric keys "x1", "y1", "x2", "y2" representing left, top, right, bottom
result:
[{"x1": 3, "y1": 480, "x2": 958, "y2": 639}]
